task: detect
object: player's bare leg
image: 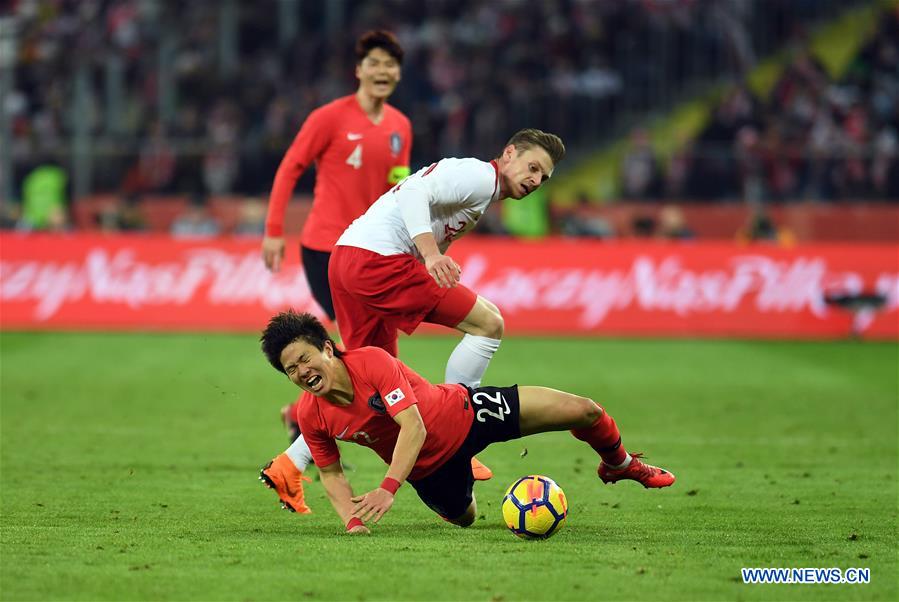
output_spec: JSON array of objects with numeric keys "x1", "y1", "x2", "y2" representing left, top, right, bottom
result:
[
  {"x1": 517, "y1": 386, "x2": 600, "y2": 434},
  {"x1": 517, "y1": 386, "x2": 675, "y2": 488}
]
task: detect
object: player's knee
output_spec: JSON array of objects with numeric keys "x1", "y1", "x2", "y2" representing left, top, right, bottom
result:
[
  {"x1": 575, "y1": 396, "x2": 602, "y2": 426},
  {"x1": 481, "y1": 309, "x2": 504, "y2": 340},
  {"x1": 462, "y1": 310, "x2": 504, "y2": 339}
]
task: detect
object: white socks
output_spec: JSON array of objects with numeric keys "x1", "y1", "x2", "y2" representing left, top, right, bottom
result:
[
  {"x1": 284, "y1": 434, "x2": 314, "y2": 472},
  {"x1": 608, "y1": 453, "x2": 632, "y2": 470},
  {"x1": 444, "y1": 334, "x2": 502, "y2": 387}
]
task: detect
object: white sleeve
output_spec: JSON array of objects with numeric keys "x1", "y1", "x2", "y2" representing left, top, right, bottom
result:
[
  {"x1": 395, "y1": 159, "x2": 495, "y2": 239},
  {"x1": 395, "y1": 177, "x2": 433, "y2": 240}
]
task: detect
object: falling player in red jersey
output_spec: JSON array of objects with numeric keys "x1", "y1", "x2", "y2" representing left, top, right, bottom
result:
[
  {"x1": 259, "y1": 31, "x2": 490, "y2": 514},
  {"x1": 260, "y1": 311, "x2": 675, "y2": 534}
]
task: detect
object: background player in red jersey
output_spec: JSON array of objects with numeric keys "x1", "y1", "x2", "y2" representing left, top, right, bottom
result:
[
  {"x1": 262, "y1": 29, "x2": 411, "y2": 327},
  {"x1": 260, "y1": 310, "x2": 675, "y2": 534}
]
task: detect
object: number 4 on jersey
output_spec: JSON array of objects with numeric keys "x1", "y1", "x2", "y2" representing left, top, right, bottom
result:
[{"x1": 345, "y1": 144, "x2": 363, "y2": 169}]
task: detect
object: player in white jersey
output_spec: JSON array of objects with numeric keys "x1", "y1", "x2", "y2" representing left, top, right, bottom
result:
[{"x1": 328, "y1": 128, "x2": 565, "y2": 385}]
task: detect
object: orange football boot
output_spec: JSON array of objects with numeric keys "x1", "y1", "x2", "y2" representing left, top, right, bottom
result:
[
  {"x1": 470, "y1": 456, "x2": 493, "y2": 481},
  {"x1": 259, "y1": 453, "x2": 312, "y2": 513}
]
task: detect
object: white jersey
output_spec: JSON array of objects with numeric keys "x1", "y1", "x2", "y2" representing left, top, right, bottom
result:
[{"x1": 336, "y1": 157, "x2": 501, "y2": 259}]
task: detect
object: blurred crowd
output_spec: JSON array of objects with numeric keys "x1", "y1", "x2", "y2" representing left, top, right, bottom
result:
[
  {"x1": 620, "y1": 6, "x2": 899, "y2": 202},
  {"x1": 3, "y1": 0, "x2": 887, "y2": 237}
]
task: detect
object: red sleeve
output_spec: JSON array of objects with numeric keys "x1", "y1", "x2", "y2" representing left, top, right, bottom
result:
[
  {"x1": 296, "y1": 399, "x2": 341, "y2": 468},
  {"x1": 400, "y1": 116, "x2": 412, "y2": 167},
  {"x1": 360, "y1": 348, "x2": 419, "y2": 418},
  {"x1": 265, "y1": 108, "x2": 333, "y2": 237}
]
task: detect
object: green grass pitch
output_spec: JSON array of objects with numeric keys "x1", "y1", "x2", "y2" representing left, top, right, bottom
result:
[{"x1": 1, "y1": 332, "x2": 896, "y2": 601}]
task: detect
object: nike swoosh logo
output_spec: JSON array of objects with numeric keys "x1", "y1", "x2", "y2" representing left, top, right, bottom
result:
[
  {"x1": 347, "y1": 133, "x2": 363, "y2": 140},
  {"x1": 336, "y1": 426, "x2": 349, "y2": 439}
]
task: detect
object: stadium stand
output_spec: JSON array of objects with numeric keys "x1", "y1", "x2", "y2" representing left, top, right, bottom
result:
[{"x1": 3, "y1": 0, "x2": 895, "y2": 240}]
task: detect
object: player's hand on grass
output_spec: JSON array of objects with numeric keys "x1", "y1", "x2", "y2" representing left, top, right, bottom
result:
[
  {"x1": 262, "y1": 236, "x2": 286, "y2": 272},
  {"x1": 425, "y1": 254, "x2": 461, "y2": 288},
  {"x1": 350, "y1": 487, "x2": 395, "y2": 523}
]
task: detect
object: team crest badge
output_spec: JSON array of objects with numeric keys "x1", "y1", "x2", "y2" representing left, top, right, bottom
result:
[
  {"x1": 389, "y1": 132, "x2": 402, "y2": 156},
  {"x1": 368, "y1": 393, "x2": 386, "y2": 414}
]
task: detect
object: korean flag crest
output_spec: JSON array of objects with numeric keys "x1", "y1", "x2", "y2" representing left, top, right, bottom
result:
[{"x1": 385, "y1": 388, "x2": 406, "y2": 406}]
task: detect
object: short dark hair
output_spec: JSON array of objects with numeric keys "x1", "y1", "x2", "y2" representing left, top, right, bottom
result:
[
  {"x1": 355, "y1": 30, "x2": 404, "y2": 65},
  {"x1": 260, "y1": 310, "x2": 342, "y2": 374},
  {"x1": 503, "y1": 129, "x2": 566, "y2": 166}
]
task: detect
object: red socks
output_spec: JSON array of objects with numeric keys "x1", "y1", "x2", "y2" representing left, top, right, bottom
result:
[{"x1": 571, "y1": 408, "x2": 628, "y2": 466}]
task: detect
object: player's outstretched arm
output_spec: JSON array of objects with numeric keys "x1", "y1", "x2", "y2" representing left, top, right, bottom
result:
[
  {"x1": 319, "y1": 461, "x2": 370, "y2": 534},
  {"x1": 350, "y1": 405, "x2": 426, "y2": 524},
  {"x1": 262, "y1": 109, "x2": 328, "y2": 270}
]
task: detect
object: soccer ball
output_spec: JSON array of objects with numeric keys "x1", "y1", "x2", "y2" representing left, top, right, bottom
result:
[{"x1": 501, "y1": 475, "x2": 568, "y2": 539}]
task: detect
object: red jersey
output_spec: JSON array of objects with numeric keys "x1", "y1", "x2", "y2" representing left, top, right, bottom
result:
[
  {"x1": 296, "y1": 347, "x2": 474, "y2": 480},
  {"x1": 265, "y1": 95, "x2": 412, "y2": 251}
]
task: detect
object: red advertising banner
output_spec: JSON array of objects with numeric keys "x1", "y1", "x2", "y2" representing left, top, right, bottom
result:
[{"x1": 1, "y1": 233, "x2": 897, "y2": 339}]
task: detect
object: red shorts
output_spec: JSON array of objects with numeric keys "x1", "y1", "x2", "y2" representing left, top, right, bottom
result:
[{"x1": 329, "y1": 246, "x2": 477, "y2": 357}]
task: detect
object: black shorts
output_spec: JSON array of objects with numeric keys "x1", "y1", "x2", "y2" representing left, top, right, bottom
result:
[
  {"x1": 301, "y1": 246, "x2": 335, "y2": 321},
  {"x1": 408, "y1": 385, "x2": 521, "y2": 519}
]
